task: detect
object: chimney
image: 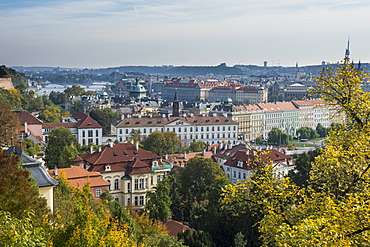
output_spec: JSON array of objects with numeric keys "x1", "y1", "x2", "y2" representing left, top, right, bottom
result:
[
  {"x1": 54, "y1": 165, "x2": 58, "y2": 176},
  {"x1": 24, "y1": 122, "x2": 28, "y2": 134},
  {"x1": 99, "y1": 146, "x2": 102, "y2": 152},
  {"x1": 135, "y1": 142, "x2": 139, "y2": 151},
  {"x1": 90, "y1": 145, "x2": 94, "y2": 154},
  {"x1": 184, "y1": 152, "x2": 187, "y2": 159},
  {"x1": 121, "y1": 114, "x2": 125, "y2": 120},
  {"x1": 202, "y1": 149, "x2": 206, "y2": 156},
  {"x1": 213, "y1": 146, "x2": 217, "y2": 154},
  {"x1": 109, "y1": 142, "x2": 114, "y2": 148},
  {"x1": 165, "y1": 154, "x2": 168, "y2": 160}
]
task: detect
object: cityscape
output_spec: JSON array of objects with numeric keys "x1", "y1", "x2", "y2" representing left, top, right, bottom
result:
[{"x1": 2, "y1": 0, "x2": 370, "y2": 246}]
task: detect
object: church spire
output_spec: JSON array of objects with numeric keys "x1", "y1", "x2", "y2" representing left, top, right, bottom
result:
[
  {"x1": 172, "y1": 88, "x2": 179, "y2": 117},
  {"x1": 345, "y1": 36, "x2": 350, "y2": 58}
]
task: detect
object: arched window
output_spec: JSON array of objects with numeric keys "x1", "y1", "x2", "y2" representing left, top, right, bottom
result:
[
  {"x1": 107, "y1": 180, "x2": 111, "y2": 190},
  {"x1": 114, "y1": 179, "x2": 119, "y2": 190}
]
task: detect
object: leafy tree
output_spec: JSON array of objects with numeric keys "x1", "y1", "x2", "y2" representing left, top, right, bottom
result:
[
  {"x1": 172, "y1": 157, "x2": 229, "y2": 237},
  {"x1": 189, "y1": 140, "x2": 207, "y2": 152},
  {"x1": 222, "y1": 57, "x2": 370, "y2": 245},
  {"x1": 23, "y1": 138, "x2": 42, "y2": 157},
  {"x1": 0, "y1": 211, "x2": 50, "y2": 246},
  {"x1": 49, "y1": 91, "x2": 67, "y2": 105},
  {"x1": 178, "y1": 229, "x2": 215, "y2": 247},
  {"x1": 0, "y1": 101, "x2": 20, "y2": 147},
  {"x1": 142, "y1": 131, "x2": 181, "y2": 156},
  {"x1": 268, "y1": 127, "x2": 292, "y2": 145},
  {"x1": 0, "y1": 150, "x2": 49, "y2": 225},
  {"x1": 234, "y1": 232, "x2": 247, "y2": 247},
  {"x1": 39, "y1": 105, "x2": 62, "y2": 123},
  {"x1": 63, "y1": 84, "x2": 85, "y2": 97},
  {"x1": 69, "y1": 99, "x2": 84, "y2": 114},
  {"x1": 288, "y1": 149, "x2": 321, "y2": 188},
  {"x1": 89, "y1": 108, "x2": 119, "y2": 135},
  {"x1": 255, "y1": 136, "x2": 263, "y2": 145},
  {"x1": 146, "y1": 175, "x2": 172, "y2": 222},
  {"x1": 316, "y1": 123, "x2": 328, "y2": 138},
  {"x1": 44, "y1": 127, "x2": 78, "y2": 168},
  {"x1": 296, "y1": 126, "x2": 318, "y2": 140}
]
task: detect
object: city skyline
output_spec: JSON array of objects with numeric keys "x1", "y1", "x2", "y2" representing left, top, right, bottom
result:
[{"x1": 1, "y1": 0, "x2": 370, "y2": 68}]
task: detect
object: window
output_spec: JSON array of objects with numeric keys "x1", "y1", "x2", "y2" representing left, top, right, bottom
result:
[
  {"x1": 134, "y1": 196, "x2": 138, "y2": 206},
  {"x1": 223, "y1": 126, "x2": 225, "y2": 131},
  {"x1": 201, "y1": 127, "x2": 204, "y2": 131},
  {"x1": 243, "y1": 173, "x2": 246, "y2": 179},
  {"x1": 107, "y1": 180, "x2": 111, "y2": 190},
  {"x1": 96, "y1": 189, "x2": 102, "y2": 197},
  {"x1": 82, "y1": 130, "x2": 85, "y2": 137},
  {"x1": 126, "y1": 129, "x2": 129, "y2": 134},
  {"x1": 114, "y1": 179, "x2": 119, "y2": 190},
  {"x1": 184, "y1": 127, "x2": 187, "y2": 132},
  {"x1": 120, "y1": 129, "x2": 122, "y2": 134},
  {"x1": 217, "y1": 126, "x2": 220, "y2": 131},
  {"x1": 238, "y1": 172, "x2": 241, "y2": 179},
  {"x1": 190, "y1": 127, "x2": 193, "y2": 132},
  {"x1": 206, "y1": 127, "x2": 209, "y2": 131},
  {"x1": 143, "y1": 129, "x2": 146, "y2": 133},
  {"x1": 212, "y1": 127, "x2": 214, "y2": 131},
  {"x1": 151, "y1": 176, "x2": 153, "y2": 185},
  {"x1": 134, "y1": 179, "x2": 138, "y2": 190},
  {"x1": 88, "y1": 130, "x2": 93, "y2": 137},
  {"x1": 96, "y1": 130, "x2": 99, "y2": 136},
  {"x1": 82, "y1": 139, "x2": 86, "y2": 146},
  {"x1": 173, "y1": 128, "x2": 175, "y2": 132},
  {"x1": 140, "y1": 178, "x2": 145, "y2": 189},
  {"x1": 127, "y1": 182, "x2": 131, "y2": 193},
  {"x1": 139, "y1": 196, "x2": 144, "y2": 206},
  {"x1": 234, "y1": 171, "x2": 236, "y2": 178}
]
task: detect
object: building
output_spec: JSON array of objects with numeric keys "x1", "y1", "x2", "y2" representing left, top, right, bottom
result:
[
  {"x1": 48, "y1": 166, "x2": 110, "y2": 200},
  {"x1": 74, "y1": 142, "x2": 171, "y2": 209},
  {"x1": 15, "y1": 110, "x2": 45, "y2": 147},
  {"x1": 8, "y1": 146, "x2": 59, "y2": 212},
  {"x1": 213, "y1": 144, "x2": 295, "y2": 183},
  {"x1": 209, "y1": 85, "x2": 268, "y2": 105},
  {"x1": 0, "y1": 78, "x2": 14, "y2": 90},
  {"x1": 42, "y1": 111, "x2": 103, "y2": 146},
  {"x1": 112, "y1": 113, "x2": 239, "y2": 145},
  {"x1": 130, "y1": 78, "x2": 146, "y2": 99}
]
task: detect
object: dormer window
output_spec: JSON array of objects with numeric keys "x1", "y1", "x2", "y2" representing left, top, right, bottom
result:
[
  {"x1": 237, "y1": 161, "x2": 243, "y2": 167},
  {"x1": 152, "y1": 160, "x2": 158, "y2": 166},
  {"x1": 105, "y1": 164, "x2": 111, "y2": 171}
]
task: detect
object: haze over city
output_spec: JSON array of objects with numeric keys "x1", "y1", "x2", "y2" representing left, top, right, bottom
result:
[{"x1": 1, "y1": 0, "x2": 370, "y2": 68}]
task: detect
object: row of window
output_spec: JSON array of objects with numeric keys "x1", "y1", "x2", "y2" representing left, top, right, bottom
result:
[
  {"x1": 118, "y1": 125, "x2": 237, "y2": 135},
  {"x1": 82, "y1": 138, "x2": 99, "y2": 146},
  {"x1": 106, "y1": 175, "x2": 165, "y2": 192},
  {"x1": 82, "y1": 130, "x2": 100, "y2": 138}
]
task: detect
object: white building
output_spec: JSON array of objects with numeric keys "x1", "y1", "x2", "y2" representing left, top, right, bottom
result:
[{"x1": 112, "y1": 113, "x2": 239, "y2": 145}]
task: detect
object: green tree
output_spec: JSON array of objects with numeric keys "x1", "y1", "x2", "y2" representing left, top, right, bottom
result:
[
  {"x1": 173, "y1": 157, "x2": 229, "y2": 233},
  {"x1": 296, "y1": 126, "x2": 318, "y2": 140},
  {"x1": 49, "y1": 91, "x2": 67, "y2": 105},
  {"x1": 44, "y1": 127, "x2": 78, "y2": 168},
  {"x1": 69, "y1": 99, "x2": 84, "y2": 114},
  {"x1": 64, "y1": 84, "x2": 86, "y2": 97},
  {"x1": 222, "y1": 57, "x2": 370, "y2": 246},
  {"x1": 268, "y1": 127, "x2": 292, "y2": 145},
  {"x1": 178, "y1": 229, "x2": 215, "y2": 247},
  {"x1": 0, "y1": 211, "x2": 50, "y2": 246},
  {"x1": 189, "y1": 140, "x2": 207, "y2": 152},
  {"x1": 23, "y1": 138, "x2": 42, "y2": 157},
  {"x1": 39, "y1": 105, "x2": 62, "y2": 123},
  {"x1": 0, "y1": 101, "x2": 20, "y2": 147},
  {"x1": 89, "y1": 108, "x2": 119, "y2": 135},
  {"x1": 316, "y1": 123, "x2": 328, "y2": 138},
  {"x1": 255, "y1": 136, "x2": 263, "y2": 145},
  {"x1": 146, "y1": 175, "x2": 172, "y2": 222},
  {"x1": 142, "y1": 131, "x2": 181, "y2": 156},
  {"x1": 0, "y1": 150, "x2": 49, "y2": 225},
  {"x1": 234, "y1": 232, "x2": 247, "y2": 247}
]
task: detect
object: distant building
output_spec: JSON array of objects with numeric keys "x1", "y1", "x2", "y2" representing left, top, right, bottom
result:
[
  {"x1": 42, "y1": 111, "x2": 103, "y2": 146},
  {"x1": 213, "y1": 144, "x2": 295, "y2": 183},
  {"x1": 130, "y1": 78, "x2": 146, "y2": 99},
  {"x1": 0, "y1": 78, "x2": 14, "y2": 90},
  {"x1": 112, "y1": 113, "x2": 239, "y2": 145}
]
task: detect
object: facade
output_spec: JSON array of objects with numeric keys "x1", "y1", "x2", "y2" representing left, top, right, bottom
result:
[
  {"x1": 112, "y1": 113, "x2": 239, "y2": 145},
  {"x1": 209, "y1": 85, "x2": 268, "y2": 105},
  {"x1": 292, "y1": 99, "x2": 325, "y2": 129},
  {"x1": 48, "y1": 166, "x2": 110, "y2": 200},
  {"x1": 42, "y1": 111, "x2": 103, "y2": 146},
  {"x1": 75, "y1": 142, "x2": 171, "y2": 209},
  {"x1": 213, "y1": 144, "x2": 295, "y2": 183}
]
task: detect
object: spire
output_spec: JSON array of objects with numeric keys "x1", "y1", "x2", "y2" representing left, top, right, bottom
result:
[
  {"x1": 345, "y1": 36, "x2": 350, "y2": 58},
  {"x1": 174, "y1": 88, "x2": 178, "y2": 101},
  {"x1": 358, "y1": 59, "x2": 362, "y2": 70}
]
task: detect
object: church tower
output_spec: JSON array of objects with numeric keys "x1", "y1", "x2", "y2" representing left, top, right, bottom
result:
[{"x1": 172, "y1": 89, "x2": 180, "y2": 117}]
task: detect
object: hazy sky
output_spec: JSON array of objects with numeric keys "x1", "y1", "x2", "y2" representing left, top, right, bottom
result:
[{"x1": 1, "y1": 0, "x2": 370, "y2": 68}]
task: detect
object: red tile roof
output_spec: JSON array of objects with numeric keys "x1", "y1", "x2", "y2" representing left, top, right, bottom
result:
[
  {"x1": 14, "y1": 111, "x2": 43, "y2": 125},
  {"x1": 164, "y1": 220, "x2": 195, "y2": 237}
]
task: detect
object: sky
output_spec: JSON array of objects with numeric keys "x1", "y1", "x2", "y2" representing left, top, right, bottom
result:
[{"x1": 1, "y1": 0, "x2": 370, "y2": 68}]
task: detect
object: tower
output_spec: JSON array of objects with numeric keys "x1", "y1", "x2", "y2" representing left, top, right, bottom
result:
[
  {"x1": 345, "y1": 37, "x2": 350, "y2": 58},
  {"x1": 172, "y1": 89, "x2": 179, "y2": 117}
]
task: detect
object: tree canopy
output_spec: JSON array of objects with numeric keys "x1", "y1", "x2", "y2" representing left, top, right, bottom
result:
[
  {"x1": 89, "y1": 108, "x2": 119, "y2": 135},
  {"x1": 268, "y1": 127, "x2": 292, "y2": 145},
  {"x1": 44, "y1": 127, "x2": 78, "y2": 168},
  {"x1": 222, "y1": 57, "x2": 370, "y2": 245},
  {"x1": 142, "y1": 131, "x2": 180, "y2": 156},
  {"x1": 0, "y1": 101, "x2": 20, "y2": 147}
]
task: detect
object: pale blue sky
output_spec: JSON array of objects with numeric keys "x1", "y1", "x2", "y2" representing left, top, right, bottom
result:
[{"x1": 1, "y1": 0, "x2": 369, "y2": 68}]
